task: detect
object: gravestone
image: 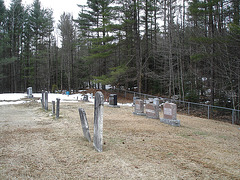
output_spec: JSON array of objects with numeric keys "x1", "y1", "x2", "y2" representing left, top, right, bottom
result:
[
  {"x1": 108, "y1": 94, "x2": 120, "y2": 108},
  {"x1": 27, "y1": 87, "x2": 33, "y2": 98},
  {"x1": 145, "y1": 103, "x2": 159, "y2": 119},
  {"x1": 83, "y1": 95, "x2": 88, "y2": 102},
  {"x1": 133, "y1": 99, "x2": 145, "y2": 116},
  {"x1": 56, "y1": 98, "x2": 60, "y2": 119},
  {"x1": 90, "y1": 93, "x2": 93, "y2": 100},
  {"x1": 78, "y1": 108, "x2": 91, "y2": 142},
  {"x1": 133, "y1": 97, "x2": 140, "y2": 106},
  {"x1": 45, "y1": 91, "x2": 48, "y2": 111},
  {"x1": 93, "y1": 91, "x2": 104, "y2": 152},
  {"x1": 160, "y1": 102, "x2": 180, "y2": 127},
  {"x1": 52, "y1": 101, "x2": 55, "y2": 115},
  {"x1": 153, "y1": 98, "x2": 160, "y2": 106}
]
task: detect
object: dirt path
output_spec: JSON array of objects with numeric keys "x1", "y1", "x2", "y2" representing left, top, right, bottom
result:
[{"x1": 0, "y1": 101, "x2": 240, "y2": 179}]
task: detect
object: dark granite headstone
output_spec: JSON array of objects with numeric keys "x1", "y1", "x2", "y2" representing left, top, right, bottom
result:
[{"x1": 108, "y1": 94, "x2": 120, "y2": 108}]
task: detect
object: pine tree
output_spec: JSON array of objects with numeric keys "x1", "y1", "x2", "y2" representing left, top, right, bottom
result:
[
  {"x1": 29, "y1": 0, "x2": 54, "y2": 91},
  {"x1": 78, "y1": 0, "x2": 120, "y2": 89},
  {"x1": 58, "y1": 12, "x2": 76, "y2": 91}
]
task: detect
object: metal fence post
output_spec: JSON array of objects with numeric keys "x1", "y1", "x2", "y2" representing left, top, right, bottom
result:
[
  {"x1": 232, "y1": 110, "x2": 235, "y2": 124},
  {"x1": 188, "y1": 102, "x2": 190, "y2": 115}
]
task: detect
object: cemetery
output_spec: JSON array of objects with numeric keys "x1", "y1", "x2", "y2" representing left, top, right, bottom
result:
[
  {"x1": 1, "y1": 0, "x2": 240, "y2": 178},
  {"x1": 0, "y1": 90, "x2": 240, "y2": 179}
]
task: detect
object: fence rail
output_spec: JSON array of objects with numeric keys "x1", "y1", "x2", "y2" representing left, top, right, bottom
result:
[{"x1": 108, "y1": 88, "x2": 240, "y2": 125}]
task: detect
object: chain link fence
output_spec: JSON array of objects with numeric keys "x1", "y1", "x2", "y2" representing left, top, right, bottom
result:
[{"x1": 108, "y1": 88, "x2": 240, "y2": 125}]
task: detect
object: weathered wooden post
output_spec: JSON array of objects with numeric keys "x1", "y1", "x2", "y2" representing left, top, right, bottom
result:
[
  {"x1": 45, "y1": 91, "x2": 48, "y2": 111},
  {"x1": 52, "y1": 101, "x2": 55, "y2": 115},
  {"x1": 56, "y1": 98, "x2": 60, "y2": 119},
  {"x1": 93, "y1": 91, "x2": 104, "y2": 152},
  {"x1": 41, "y1": 90, "x2": 45, "y2": 109},
  {"x1": 78, "y1": 108, "x2": 91, "y2": 142}
]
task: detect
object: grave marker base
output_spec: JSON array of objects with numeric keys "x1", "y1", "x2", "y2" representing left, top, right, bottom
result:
[
  {"x1": 160, "y1": 118, "x2": 180, "y2": 127},
  {"x1": 133, "y1": 112, "x2": 146, "y2": 116},
  {"x1": 108, "y1": 104, "x2": 120, "y2": 108}
]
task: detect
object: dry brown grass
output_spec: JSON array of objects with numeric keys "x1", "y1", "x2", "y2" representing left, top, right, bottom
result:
[{"x1": 0, "y1": 100, "x2": 240, "y2": 179}]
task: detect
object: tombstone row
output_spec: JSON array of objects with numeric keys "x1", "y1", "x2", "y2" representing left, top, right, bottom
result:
[
  {"x1": 133, "y1": 98, "x2": 180, "y2": 127},
  {"x1": 41, "y1": 90, "x2": 60, "y2": 119}
]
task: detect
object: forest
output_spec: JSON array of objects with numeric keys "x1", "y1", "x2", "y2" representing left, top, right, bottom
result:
[{"x1": 0, "y1": 0, "x2": 239, "y2": 109}]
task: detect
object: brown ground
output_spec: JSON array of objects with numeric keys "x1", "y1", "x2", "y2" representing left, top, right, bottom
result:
[{"x1": 0, "y1": 100, "x2": 240, "y2": 179}]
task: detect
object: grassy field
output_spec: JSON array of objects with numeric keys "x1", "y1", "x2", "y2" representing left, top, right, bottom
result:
[{"x1": 1, "y1": 100, "x2": 240, "y2": 179}]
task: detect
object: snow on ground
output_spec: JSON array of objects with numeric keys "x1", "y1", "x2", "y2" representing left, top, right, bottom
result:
[
  {"x1": 0, "y1": 92, "x2": 132, "y2": 106},
  {"x1": 0, "y1": 86, "x2": 137, "y2": 107},
  {"x1": 0, "y1": 92, "x2": 95, "y2": 106}
]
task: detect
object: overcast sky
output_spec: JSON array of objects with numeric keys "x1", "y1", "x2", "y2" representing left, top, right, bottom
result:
[{"x1": 4, "y1": 0, "x2": 87, "y2": 24}]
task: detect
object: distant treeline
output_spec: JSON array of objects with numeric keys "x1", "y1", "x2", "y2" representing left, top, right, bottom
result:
[{"x1": 0, "y1": 0, "x2": 239, "y2": 109}]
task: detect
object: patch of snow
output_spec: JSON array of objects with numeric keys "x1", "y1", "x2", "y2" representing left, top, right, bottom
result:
[
  {"x1": 0, "y1": 100, "x2": 26, "y2": 106},
  {"x1": 0, "y1": 91, "x2": 133, "y2": 106},
  {"x1": 119, "y1": 103, "x2": 133, "y2": 107},
  {"x1": 0, "y1": 93, "x2": 27, "y2": 101}
]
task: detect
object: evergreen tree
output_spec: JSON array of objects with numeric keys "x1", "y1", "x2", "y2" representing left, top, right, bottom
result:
[
  {"x1": 58, "y1": 12, "x2": 76, "y2": 91},
  {"x1": 29, "y1": 0, "x2": 54, "y2": 91},
  {"x1": 0, "y1": 0, "x2": 6, "y2": 92}
]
